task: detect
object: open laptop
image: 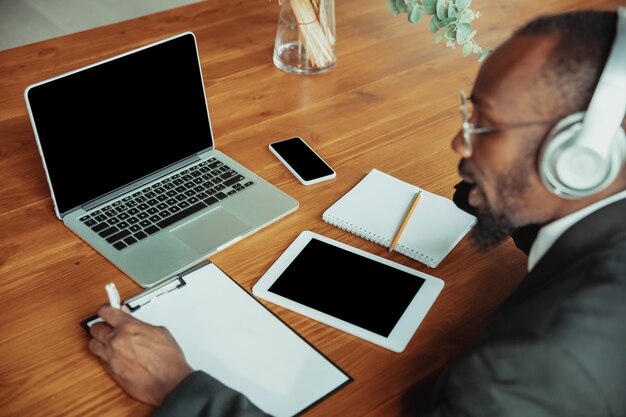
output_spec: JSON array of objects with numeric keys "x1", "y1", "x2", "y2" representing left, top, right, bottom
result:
[{"x1": 24, "y1": 32, "x2": 298, "y2": 288}]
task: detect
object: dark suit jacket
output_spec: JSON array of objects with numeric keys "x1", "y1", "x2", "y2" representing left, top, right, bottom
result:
[
  {"x1": 423, "y1": 196, "x2": 626, "y2": 416},
  {"x1": 153, "y1": 371, "x2": 269, "y2": 417}
]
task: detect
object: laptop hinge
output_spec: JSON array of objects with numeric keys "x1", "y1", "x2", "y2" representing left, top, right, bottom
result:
[{"x1": 82, "y1": 154, "x2": 202, "y2": 212}]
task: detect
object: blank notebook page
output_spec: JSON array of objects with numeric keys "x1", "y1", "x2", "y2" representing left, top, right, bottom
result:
[{"x1": 323, "y1": 169, "x2": 476, "y2": 267}]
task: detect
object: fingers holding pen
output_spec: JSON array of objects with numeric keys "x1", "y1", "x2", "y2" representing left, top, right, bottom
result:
[
  {"x1": 87, "y1": 283, "x2": 196, "y2": 405},
  {"x1": 98, "y1": 304, "x2": 131, "y2": 325},
  {"x1": 88, "y1": 304, "x2": 133, "y2": 360}
]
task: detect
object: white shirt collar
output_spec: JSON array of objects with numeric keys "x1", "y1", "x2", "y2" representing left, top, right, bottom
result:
[{"x1": 527, "y1": 189, "x2": 626, "y2": 272}]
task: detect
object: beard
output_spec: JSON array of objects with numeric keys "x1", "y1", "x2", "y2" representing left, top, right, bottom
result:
[
  {"x1": 459, "y1": 160, "x2": 531, "y2": 252},
  {"x1": 469, "y1": 185, "x2": 518, "y2": 252}
]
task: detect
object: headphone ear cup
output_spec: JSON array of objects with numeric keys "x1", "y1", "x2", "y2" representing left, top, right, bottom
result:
[
  {"x1": 540, "y1": 112, "x2": 586, "y2": 195},
  {"x1": 540, "y1": 111, "x2": 626, "y2": 198}
]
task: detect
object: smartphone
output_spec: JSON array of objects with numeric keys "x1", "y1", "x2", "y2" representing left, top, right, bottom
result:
[{"x1": 269, "y1": 137, "x2": 336, "y2": 185}]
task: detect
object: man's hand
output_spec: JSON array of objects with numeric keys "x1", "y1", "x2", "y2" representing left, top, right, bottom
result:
[{"x1": 88, "y1": 305, "x2": 193, "y2": 406}]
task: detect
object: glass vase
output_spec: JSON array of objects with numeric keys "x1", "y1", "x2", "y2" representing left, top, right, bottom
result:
[{"x1": 273, "y1": 0, "x2": 336, "y2": 75}]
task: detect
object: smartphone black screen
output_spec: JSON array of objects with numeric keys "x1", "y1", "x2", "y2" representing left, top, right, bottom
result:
[{"x1": 270, "y1": 138, "x2": 334, "y2": 181}]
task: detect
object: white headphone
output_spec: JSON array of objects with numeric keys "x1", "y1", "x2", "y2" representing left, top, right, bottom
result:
[{"x1": 539, "y1": 7, "x2": 626, "y2": 199}]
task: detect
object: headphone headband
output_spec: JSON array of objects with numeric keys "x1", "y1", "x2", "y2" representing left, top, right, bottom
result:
[{"x1": 575, "y1": 7, "x2": 626, "y2": 159}]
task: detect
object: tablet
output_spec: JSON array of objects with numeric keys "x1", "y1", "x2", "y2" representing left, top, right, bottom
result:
[{"x1": 252, "y1": 231, "x2": 444, "y2": 352}]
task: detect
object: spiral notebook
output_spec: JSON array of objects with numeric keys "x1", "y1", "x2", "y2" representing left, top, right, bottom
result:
[{"x1": 322, "y1": 169, "x2": 476, "y2": 268}]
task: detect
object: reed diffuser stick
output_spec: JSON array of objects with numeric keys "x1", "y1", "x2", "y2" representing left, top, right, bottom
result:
[{"x1": 287, "y1": 0, "x2": 335, "y2": 68}]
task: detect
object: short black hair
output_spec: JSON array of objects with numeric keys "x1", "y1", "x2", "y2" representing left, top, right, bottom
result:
[{"x1": 514, "y1": 10, "x2": 617, "y2": 115}]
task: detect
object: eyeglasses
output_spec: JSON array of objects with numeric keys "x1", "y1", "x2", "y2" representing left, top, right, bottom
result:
[{"x1": 459, "y1": 90, "x2": 559, "y2": 156}]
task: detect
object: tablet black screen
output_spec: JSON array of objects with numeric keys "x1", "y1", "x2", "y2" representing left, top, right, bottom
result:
[{"x1": 268, "y1": 238, "x2": 425, "y2": 337}]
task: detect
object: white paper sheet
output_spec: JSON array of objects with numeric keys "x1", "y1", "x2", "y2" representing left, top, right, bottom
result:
[{"x1": 133, "y1": 262, "x2": 350, "y2": 416}]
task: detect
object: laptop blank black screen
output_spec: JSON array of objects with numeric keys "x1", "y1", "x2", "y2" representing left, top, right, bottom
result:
[{"x1": 26, "y1": 33, "x2": 212, "y2": 215}]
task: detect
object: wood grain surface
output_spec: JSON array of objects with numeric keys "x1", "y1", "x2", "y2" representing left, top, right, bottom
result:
[{"x1": 0, "y1": 0, "x2": 621, "y2": 416}]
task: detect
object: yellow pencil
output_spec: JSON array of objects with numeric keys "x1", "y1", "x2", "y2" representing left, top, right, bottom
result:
[{"x1": 389, "y1": 191, "x2": 422, "y2": 252}]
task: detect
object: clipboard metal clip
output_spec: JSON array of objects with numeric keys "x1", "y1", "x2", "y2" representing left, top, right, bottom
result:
[
  {"x1": 81, "y1": 261, "x2": 214, "y2": 330},
  {"x1": 126, "y1": 276, "x2": 187, "y2": 312}
]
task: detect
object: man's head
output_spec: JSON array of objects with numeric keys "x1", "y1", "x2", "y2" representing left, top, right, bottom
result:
[{"x1": 452, "y1": 10, "x2": 626, "y2": 251}]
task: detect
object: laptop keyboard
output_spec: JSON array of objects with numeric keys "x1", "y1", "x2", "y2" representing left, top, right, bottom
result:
[{"x1": 78, "y1": 157, "x2": 254, "y2": 251}]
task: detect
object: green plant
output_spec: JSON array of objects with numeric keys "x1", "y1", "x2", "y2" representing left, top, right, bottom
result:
[{"x1": 387, "y1": 0, "x2": 491, "y2": 61}]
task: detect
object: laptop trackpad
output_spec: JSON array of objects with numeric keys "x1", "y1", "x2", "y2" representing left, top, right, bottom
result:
[{"x1": 171, "y1": 207, "x2": 251, "y2": 254}]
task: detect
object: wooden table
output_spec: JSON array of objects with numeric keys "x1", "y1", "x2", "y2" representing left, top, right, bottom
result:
[{"x1": 0, "y1": 0, "x2": 621, "y2": 415}]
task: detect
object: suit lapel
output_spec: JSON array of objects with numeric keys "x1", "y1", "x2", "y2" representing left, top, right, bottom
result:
[
  {"x1": 504, "y1": 198, "x2": 626, "y2": 307},
  {"x1": 476, "y1": 198, "x2": 626, "y2": 342}
]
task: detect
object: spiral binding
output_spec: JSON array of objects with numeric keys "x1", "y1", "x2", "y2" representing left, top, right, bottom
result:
[{"x1": 322, "y1": 214, "x2": 436, "y2": 267}]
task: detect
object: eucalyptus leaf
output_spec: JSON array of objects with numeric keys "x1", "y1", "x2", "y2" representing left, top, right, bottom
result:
[
  {"x1": 409, "y1": 6, "x2": 422, "y2": 23},
  {"x1": 386, "y1": 0, "x2": 401, "y2": 15},
  {"x1": 456, "y1": 22, "x2": 471, "y2": 44},
  {"x1": 436, "y1": 0, "x2": 448, "y2": 20},
  {"x1": 457, "y1": 12, "x2": 471, "y2": 24},
  {"x1": 430, "y1": 16, "x2": 440, "y2": 34},
  {"x1": 395, "y1": 0, "x2": 408, "y2": 13},
  {"x1": 462, "y1": 42, "x2": 472, "y2": 56},
  {"x1": 423, "y1": 0, "x2": 437, "y2": 15},
  {"x1": 444, "y1": 24, "x2": 456, "y2": 39},
  {"x1": 385, "y1": 0, "x2": 488, "y2": 61},
  {"x1": 442, "y1": 16, "x2": 457, "y2": 25},
  {"x1": 448, "y1": 2, "x2": 459, "y2": 18},
  {"x1": 478, "y1": 47, "x2": 492, "y2": 62}
]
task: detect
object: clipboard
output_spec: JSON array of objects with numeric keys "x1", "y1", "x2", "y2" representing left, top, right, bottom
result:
[{"x1": 82, "y1": 260, "x2": 352, "y2": 417}]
